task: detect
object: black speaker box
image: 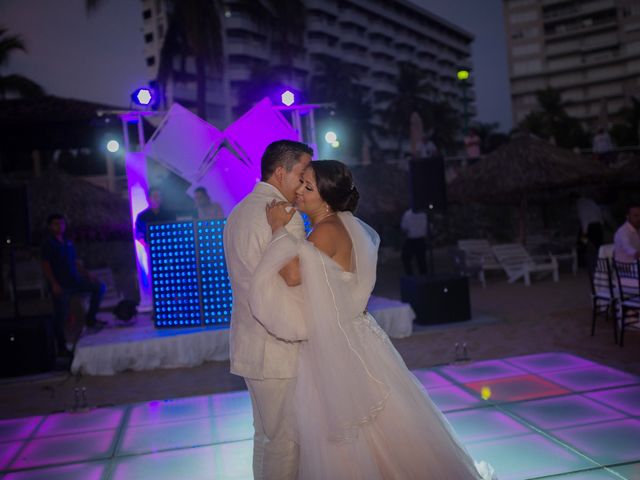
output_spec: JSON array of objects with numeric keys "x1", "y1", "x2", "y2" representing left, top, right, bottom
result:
[
  {"x1": 0, "y1": 316, "x2": 55, "y2": 377},
  {"x1": 0, "y1": 186, "x2": 31, "y2": 244},
  {"x1": 401, "y1": 274, "x2": 471, "y2": 325},
  {"x1": 409, "y1": 158, "x2": 447, "y2": 212}
]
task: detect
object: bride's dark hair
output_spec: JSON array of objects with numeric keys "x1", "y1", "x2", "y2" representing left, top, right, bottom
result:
[{"x1": 310, "y1": 160, "x2": 359, "y2": 213}]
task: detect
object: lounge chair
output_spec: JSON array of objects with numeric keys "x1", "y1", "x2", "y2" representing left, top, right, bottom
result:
[
  {"x1": 491, "y1": 243, "x2": 559, "y2": 286},
  {"x1": 457, "y1": 239, "x2": 503, "y2": 287}
]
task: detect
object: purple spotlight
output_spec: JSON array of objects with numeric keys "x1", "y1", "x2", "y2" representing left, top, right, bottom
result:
[
  {"x1": 132, "y1": 87, "x2": 154, "y2": 106},
  {"x1": 281, "y1": 90, "x2": 295, "y2": 107}
]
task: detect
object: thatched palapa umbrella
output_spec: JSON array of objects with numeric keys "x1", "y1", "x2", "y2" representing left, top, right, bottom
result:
[
  {"x1": 27, "y1": 167, "x2": 132, "y2": 242},
  {"x1": 448, "y1": 134, "x2": 610, "y2": 242}
]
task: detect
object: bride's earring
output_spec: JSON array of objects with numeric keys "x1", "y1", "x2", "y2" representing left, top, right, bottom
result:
[{"x1": 325, "y1": 203, "x2": 329, "y2": 213}]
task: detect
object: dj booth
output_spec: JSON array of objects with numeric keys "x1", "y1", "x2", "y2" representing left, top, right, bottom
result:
[{"x1": 148, "y1": 219, "x2": 232, "y2": 329}]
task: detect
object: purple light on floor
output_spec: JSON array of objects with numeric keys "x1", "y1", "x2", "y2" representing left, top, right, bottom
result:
[
  {"x1": 0, "y1": 416, "x2": 42, "y2": 441},
  {"x1": 465, "y1": 374, "x2": 570, "y2": 403},
  {"x1": 281, "y1": 90, "x2": 295, "y2": 106},
  {"x1": 550, "y1": 419, "x2": 640, "y2": 465},
  {"x1": 540, "y1": 365, "x2": 640, "y2": 392},
  {"x1": 586, "y1": 385, "x2": 640, "y2": 416},
  {"x1": 127, "y1": 396, "x2": 213, "y2": 427},
  {"x1": 0, "y1": 441, "x2": 23, "y2": 470},
  {"x1": 427, "y1": 385, "x2": 483, "y2": 412},
  {"x1": 3, "y1": 461, "x2": 106, "y2": 480},
  {"x1": 438, "y1": 359, "x2": 526, "y2": 383},
  {"x1": 504, "y1": 394, "x2": 626, "y2": 430},
  {"x1": 11, "y1": 430, "x2": 117, "y2": 470},
  {"x1": 445, "y1": 408, "x2": 531, "y2": 443},
  {"x1": 412, "y1": 369, "x2": 454, "y2": 389},
  {"x1": 35, "y1": 408, "x2": 124, "y2": 438},
  {"x1": 505, "y1": 352, "x2": 598, "y2": 373}
]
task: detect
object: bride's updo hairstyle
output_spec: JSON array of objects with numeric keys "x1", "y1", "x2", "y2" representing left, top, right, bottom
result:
[{"x1": 310, "y1": 160, "x2": 359, "y2": 213}]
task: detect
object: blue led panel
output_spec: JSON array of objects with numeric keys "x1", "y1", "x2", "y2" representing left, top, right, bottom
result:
[
  {"x1": 196, "y1": 220, "x2": 232, "y2": 327},
  {"x1": 149, "y1": 222, "x2": 201, "y2": 328}
]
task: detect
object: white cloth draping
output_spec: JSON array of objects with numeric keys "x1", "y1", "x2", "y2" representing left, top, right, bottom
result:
[{"x1": 71, "y1": 317, "x2": 229, "y2": 376}]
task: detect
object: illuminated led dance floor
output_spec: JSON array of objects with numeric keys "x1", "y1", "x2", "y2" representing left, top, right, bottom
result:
[{"x1": 1, "y1": 352, "x2": 639, "y2": 479}]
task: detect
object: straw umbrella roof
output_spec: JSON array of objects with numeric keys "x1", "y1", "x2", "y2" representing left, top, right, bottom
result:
[
  {"x1": 611, "y1": 155, "x2": 640, "y2": 186},
  {"x1": 26, "y1": 167, "x2": 132, "y2": 242},
  {"x1": 448, "y1": 134, "x2": 610, "y2": 204}
]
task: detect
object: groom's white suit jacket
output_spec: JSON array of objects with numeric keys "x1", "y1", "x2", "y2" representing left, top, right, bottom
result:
[{"x1": 223, "y1": 182, "x2": 306, "y2": 379}]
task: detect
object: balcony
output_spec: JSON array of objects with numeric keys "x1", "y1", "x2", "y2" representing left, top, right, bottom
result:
[
  {"x1": 226, "y1": 40, "x2": 270, "y2": 61},
  {"x1": 542, "y1": 0, "x2": 616, "y2": 23}
]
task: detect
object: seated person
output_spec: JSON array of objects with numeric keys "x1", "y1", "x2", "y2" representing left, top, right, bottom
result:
[
  {"x1": 41, "y1": 214, "x2": 106, "y2": 356},
  {"x1": 193, "y1": 186, "x2": 224, "y2": 220},
  {"x1": 135, "y1": 186, "x2": 176, "y2": 243},
  {"x1": 613, "y1": 202, "x2": 640, "y2": 263}
]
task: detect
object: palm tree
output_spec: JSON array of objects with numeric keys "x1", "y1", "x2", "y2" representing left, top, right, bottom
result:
[
  {"x1": 385, "y1": 62, "x2": 434, "y2": 154},
  {"x1": 264, "y1": 0, "x2": 307, "y2": 84},
  {"x1": 520, "y1": 87, "x2": 587, "y2": 149},
  {"x1": 611, "y1": 96, "x2": 640, "y2": 147},
  {"x1": 87, "y1": 0, "x2": 224, "y2": 121},
  {"x1": 310, "y1": 56, "x2": 377, "y2": 161},
  {"x1": 0, "y1": 27, "x2": 44, "y2": 99}
]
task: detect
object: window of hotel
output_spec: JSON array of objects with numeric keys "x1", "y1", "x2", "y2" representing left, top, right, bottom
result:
[
  {"x1": 513, "y1": 59, "x2": 542, "y2": 75},
  {"x1": 142, "y1": 9, "x2": 152, "y2": 20},
  {"x1": 512, "y1": 42, "x2": 541, "y2": 57},
  {"x1": 510, "y1": 10, "x2": 538, "y2": 24},
  {"x1": 144, "y1": 32, "x2": 154, "y2": 44},
  {"x1": 146, "y1": 56, "x2": 155, "y2": 67},
  {"x1": 511, "y1": 26, "x2": 539, "y2": 39}
]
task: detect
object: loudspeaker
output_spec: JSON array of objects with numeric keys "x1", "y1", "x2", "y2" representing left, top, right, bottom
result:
[
  {"x1": 409, "y1": 158, "x2": 447, "y2": 212},
  {"x1": 0, "y1": 186, "x2": 31, "y2": 244},
  {"x1": 401, "y1": 274, "x2": 471, "y2": 325},
  {"x1": 0, "y1": 316, "x2": 55, "y2": 377}
]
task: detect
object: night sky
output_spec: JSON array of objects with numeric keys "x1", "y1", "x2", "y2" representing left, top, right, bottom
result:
[{"x1": 1, "y1": 0, "x2": 513, "y2": 131}]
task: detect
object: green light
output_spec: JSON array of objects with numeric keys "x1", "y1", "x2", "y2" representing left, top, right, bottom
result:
[{"x1": 457, "y1": 70, "x2": 470, "y2": 81}]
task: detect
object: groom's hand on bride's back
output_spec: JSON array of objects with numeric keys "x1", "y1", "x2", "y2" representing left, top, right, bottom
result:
[{"x1": 266, "y1": 200, "x2": 295, "y2": 232}]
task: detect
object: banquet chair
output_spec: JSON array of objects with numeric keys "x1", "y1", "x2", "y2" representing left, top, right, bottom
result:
[
  {"x1": 612, "y1": 259, "x2": 640, "y2": 347},
  {"x1": 587, "y1": 258, "x2": 616, "y2": 342}
]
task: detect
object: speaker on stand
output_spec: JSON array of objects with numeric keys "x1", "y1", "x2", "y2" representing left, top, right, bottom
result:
[
  {"x1": 408, "y1": 157, "x2": 447, "y2": 273},
  {"x1": 402, "y1": 158, "x2": 471, "y2": 326},
  {"x1": 0, "y1": 186, "x2": 55, "y2": 376}
]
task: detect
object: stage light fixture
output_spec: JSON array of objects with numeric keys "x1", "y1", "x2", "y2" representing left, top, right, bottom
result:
[
  {"x1": 132, "y1": 87, "x2": 154, "y2": 106},
  {"x1": 106, "y1": 139, "x2": 120, "y2": 153},
  {"x1": 281, "y1": 90, "x2": 295, "y2": 106},
  {"x1": 324, "y1": 131, "x2": 337, "y2": 144}
]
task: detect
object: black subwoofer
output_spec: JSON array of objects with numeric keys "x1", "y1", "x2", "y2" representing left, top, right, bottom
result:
[
  {"x1": 401, "y1": 275, "x2": 471, "y2": 325},
  {"x1": 0, "y1": 316, "x2": 55, "y2": 377}
]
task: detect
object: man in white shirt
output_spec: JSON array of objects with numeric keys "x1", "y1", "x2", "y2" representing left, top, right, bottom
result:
[
  {"x1": 614, "y1": 203, "x2": 640, "y2": 263},
  {"x1": 400, "y1": 207, "x2": 428, "y2": 275},
  {"x1": 224, "y1": 140, "x2": 312, "y2": 479}
]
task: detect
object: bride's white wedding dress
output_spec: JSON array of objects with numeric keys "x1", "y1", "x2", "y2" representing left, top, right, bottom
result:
[{"x1": 250, "y1": 212, "x2": 495, "y2": 480}]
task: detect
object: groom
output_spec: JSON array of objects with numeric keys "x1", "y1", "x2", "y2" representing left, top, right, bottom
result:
[{"x1": 223, "y1": 140, "x2": 312, "y2": 479}]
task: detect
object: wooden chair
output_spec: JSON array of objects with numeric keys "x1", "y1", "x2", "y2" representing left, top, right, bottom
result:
[
  {"x1": 492, "y1": 243, "x2": 559, "y2": 286},
  {"x1": 612, "y1": 259, "x2": 640, "y2": 347},
  {"x1": 587, "y1": 258, "x2": 616, "y2": 342}
]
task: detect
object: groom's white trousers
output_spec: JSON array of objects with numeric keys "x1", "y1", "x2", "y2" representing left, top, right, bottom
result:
[{"x1": 246, "y1": 377, "x2": 299, "y2": 480}]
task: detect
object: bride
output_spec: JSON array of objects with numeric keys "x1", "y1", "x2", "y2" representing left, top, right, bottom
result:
[{"x1": 249, "y1": 160, "x2": 495, "y2": 479}]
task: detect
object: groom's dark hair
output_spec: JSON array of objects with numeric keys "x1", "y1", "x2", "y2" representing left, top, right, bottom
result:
[{"x1": 261, "y1": 140, "x2": 313, "y2": 181}]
